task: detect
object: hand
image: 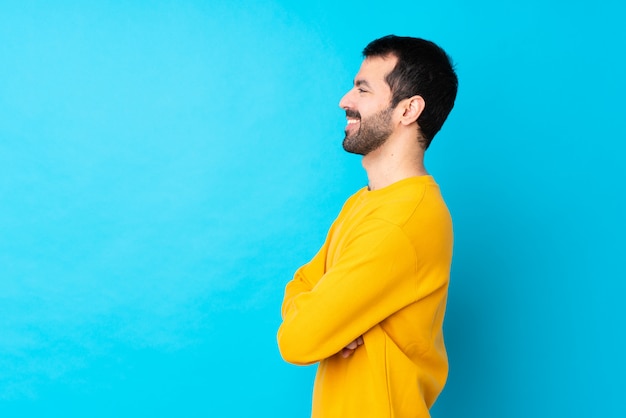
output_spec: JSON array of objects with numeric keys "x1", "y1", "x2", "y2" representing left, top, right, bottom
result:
[{"x1": 340, "y1": 336, "x2": 364, "y2": 358}]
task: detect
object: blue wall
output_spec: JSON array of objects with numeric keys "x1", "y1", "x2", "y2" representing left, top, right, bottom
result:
[{"x1": 1, "y1": 1, "x2": 624, "y2": 416}]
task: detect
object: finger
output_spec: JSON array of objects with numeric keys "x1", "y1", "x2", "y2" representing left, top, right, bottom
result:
[
  {"x1": 356, "y1": 336, "x2": 364, "y2": 346},
  {"x1": 341, "y1": 347, "x2": 354, "y2": 358},
  {"x1": 346, "y1": 340, "x2": 358, "y2": 350}
]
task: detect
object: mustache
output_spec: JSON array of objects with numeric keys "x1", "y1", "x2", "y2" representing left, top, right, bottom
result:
[{"x1": 345, "y1": 109, "x2": 361, "y2": 119}]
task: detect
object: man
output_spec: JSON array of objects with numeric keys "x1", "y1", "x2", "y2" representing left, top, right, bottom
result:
[{"x1": 277, "y1": 35, "x2": 458, "y2": 417}]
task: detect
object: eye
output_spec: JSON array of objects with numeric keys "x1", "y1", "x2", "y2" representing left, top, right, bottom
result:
[{"x1": 357, "y1": 88, "x2": 368, "y2": 94}]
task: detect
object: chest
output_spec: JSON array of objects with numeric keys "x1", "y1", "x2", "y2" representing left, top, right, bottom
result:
[{"x1": 325, "y1": 196, "x2": 374, "y2": 270}]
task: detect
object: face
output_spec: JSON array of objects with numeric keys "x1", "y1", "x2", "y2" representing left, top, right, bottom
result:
[{"x1": 339, "y1": 56, "x2": 397, "y2": 155}]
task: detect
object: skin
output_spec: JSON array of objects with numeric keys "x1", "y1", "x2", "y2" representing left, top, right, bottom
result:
[
  {"x1": 339, "y1": 54, "x2": 427, "y2": 192},
  {"x1": 336, "y1": 54, "x2": 428, "y2": 357},
  {"x1": 340, "y1": 335, "x2": 364, "y2": 358},
  {"x1": 342, "y1": 99, "x2": 394, "y2": 156}
]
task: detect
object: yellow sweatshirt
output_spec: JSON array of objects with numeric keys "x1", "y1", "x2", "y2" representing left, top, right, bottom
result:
[{"x1": 277, "y1": 175, "x2": 453, "y2": 418}]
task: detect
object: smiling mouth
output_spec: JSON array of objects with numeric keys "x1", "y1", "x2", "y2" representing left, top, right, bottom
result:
[
  {"x1": 344, "y1": 119, "x2": 359, "y2": 135},
  {"x1": 344, "y1": 110, "x2": 360, "y2": 132},
  {"x1": 346, "y1": 118, "x2": 360, "y2": 129}
]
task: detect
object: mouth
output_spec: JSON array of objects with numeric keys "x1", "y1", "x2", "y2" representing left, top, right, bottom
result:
[
  {"x1": 345, "y1": 110, "x2": 360, "y2": 133},
  {"x1": 345, "y1": 117, "x2": 360, "y2": 134}
]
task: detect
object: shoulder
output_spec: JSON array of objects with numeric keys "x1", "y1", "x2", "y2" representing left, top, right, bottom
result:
[{"x1": 366, "y1": 177, "x2": 450, "y2": 228}]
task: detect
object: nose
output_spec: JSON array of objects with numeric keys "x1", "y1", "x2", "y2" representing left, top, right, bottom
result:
[{"x1": 338, "y1": 89, "x2": 353, "y2": 110}]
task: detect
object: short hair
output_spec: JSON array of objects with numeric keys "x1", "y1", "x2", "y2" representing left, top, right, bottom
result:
[{"x1": 363, "y1": 35, "x2": 458, "y2": 149}]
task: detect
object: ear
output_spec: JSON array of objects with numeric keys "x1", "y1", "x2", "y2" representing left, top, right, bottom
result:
[{"x1": 399, "y1": 95, "x2": 425, "y2": 126}]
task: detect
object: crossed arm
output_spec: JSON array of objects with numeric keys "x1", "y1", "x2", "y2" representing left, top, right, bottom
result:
[{"x1": 277, "y1": 220, "x2": 419, "y2": 365}]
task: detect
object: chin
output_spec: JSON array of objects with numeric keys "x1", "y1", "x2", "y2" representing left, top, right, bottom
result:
[{"x1": 342, "y1": 137, "x2": 361, "y2": 155}]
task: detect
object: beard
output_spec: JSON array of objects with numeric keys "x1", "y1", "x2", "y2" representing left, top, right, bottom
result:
[{"x1": 342, "y1": 106, "x2": 394, "y2": 156}]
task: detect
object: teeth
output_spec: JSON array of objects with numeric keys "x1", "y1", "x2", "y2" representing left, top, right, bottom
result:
[{"x1": 347, "y1": 119, "x2": 358, "y2": 125}]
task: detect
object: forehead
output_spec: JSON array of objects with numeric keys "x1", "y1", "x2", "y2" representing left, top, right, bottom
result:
[{"x1": 354, "y1": 55, "x2": 397, "y2": 88}]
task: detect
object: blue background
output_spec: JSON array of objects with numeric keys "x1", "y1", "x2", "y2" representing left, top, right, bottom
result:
[{"x1": 1, "y1": 0, "x2": 624, "y2": 416}]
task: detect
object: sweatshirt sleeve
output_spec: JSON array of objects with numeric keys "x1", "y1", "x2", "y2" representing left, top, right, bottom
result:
[
  {"x1": 277, "y1": 219, "x2": 430, "y2": 365},
  {"x1": 280, "y1": 245, "x2": 326, "y2": 319}
]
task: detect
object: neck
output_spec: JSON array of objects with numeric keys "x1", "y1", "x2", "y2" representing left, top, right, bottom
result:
[{"x1": 361, "y1": 136, "x2": 427, "y2": 191}]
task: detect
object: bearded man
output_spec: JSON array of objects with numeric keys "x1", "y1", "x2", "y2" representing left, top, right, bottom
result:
[{"x1": 277, "y1": 35, "x2": 458, "y2": 418}]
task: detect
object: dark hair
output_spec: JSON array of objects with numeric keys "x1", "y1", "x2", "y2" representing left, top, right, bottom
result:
[{"x1": 363, "y1": 35, "x2": 458, "y2": 149}]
